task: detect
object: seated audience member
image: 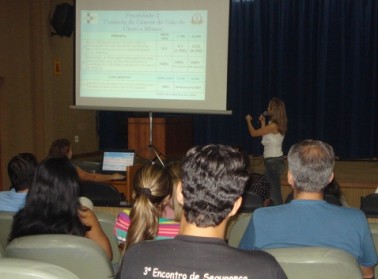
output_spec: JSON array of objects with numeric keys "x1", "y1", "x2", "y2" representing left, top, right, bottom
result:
[
  {"x1": 114, "y1": 163, "x2": 180, "y2": 251},
  {"x1": 9, "y1": 156, "x2": 112, "y2": 260},
  {"x1": 237, "y1": 146, "x2": 273, "y2": 207},
  {"x1": 285, "y1": 178, "x2": 349, "y2": 206},
  {"x1": 118, "y1": 144, "x2": 287, "y2": 279},
  {"x1": 244, "y1": 172, "x2": 272, "y2": 207},
  {"x1": 322, "y1": 177, "x2": 349, "y2": 206},
  {"x1": 0, "y1": 153, "x2": 37, "y2": 212},
  {"x1": 239, "y1": 139, "x2": 377, "y2": 278},
  {"x1": 162, "y1": 161, "x2": 183, "y2": 221},
  {"x1": 48, "y1": 138, "x2": 124, "y2": 182}
]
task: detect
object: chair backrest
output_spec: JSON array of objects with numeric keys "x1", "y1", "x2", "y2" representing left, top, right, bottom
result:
[
  {"x1": 5, "y1": 234, "x2": 114, "y2": 279},
  {"x1": 0, "y1": 258, "x2": 79, "y2": 279},
  {"x1": 324, "y1": 194, "x2": 342, "y2": 206},
  {"x1": 126, "y1": 164, "x2": 143, "y2": 203},
  {"x1": 369, "y1": 223, "x2": 378, "y2": 279},
  {"x1": 227, "y1": 212, "x2": 252, "y2": 248},
  {"x1": 361, "y1": 194, "x2": 378, "y2": 217},
  {"x1": 265, "y1": 247, "x2": 363, "y2": 279},
  {"x1": 0, "y1": 211, "x2": 14, "y2": 252},
  {"x1": 0, "y1": 242, "x2": 4, "y2": 257},
  {"x1": 239, "y1": 192, "x2": 263, "y2": 213},
  {"x1": 81, "y1": 180, "x2": 122, "y2": 206},
  {"x1": 96, "y1": 211, "x2": 121, "y2": 266}
]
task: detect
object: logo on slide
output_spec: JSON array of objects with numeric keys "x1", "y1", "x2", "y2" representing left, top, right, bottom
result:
[
  {"x1": 191, "y1": 14, "x2": 203, "y2": 24},
  {"x1": 85, "y1": 12, "x2": 98, "y2": 24}
]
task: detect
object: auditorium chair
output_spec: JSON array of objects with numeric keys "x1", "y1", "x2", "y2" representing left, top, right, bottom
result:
[
  {"x1": 360, "y1": 194, "x2": 378, "y2": 217},
  {"x1": 226, "y1": 212, "x2": 253, "y2": 248},
  {"x1": 369, "y1": 223, "x2": 378, "y2": 279},
  {"x1": 0, "y1": 243, "x2": 4, "y2": 257},
  {"x1": 239, "y1": 192, "x2": 263, "y2": 213},
  {"x1": 0, "y1": 211, "x2": 14, "y2": 252},
  {"x1": 0, "y1": 258, "x2": 79, "y2": 279},
  {"x1": 96, "y1": 211, "x2": 121, "y2": 267},
  {"x1": 265, "y1": 246, "x2": 363, "y2": 279},
  {"x1": 80, "y1": 180, "x2": 123, "y2": 206},
  {"x1": 5, "y1": 234, "x2": 114, "y2": 279}
]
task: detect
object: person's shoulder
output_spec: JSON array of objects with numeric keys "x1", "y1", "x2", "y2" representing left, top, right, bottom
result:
[
  {"x1": 115, "y1": 209, "x2": 131, "y2": 226},
  {"x1": 0, "y1": 190, "x2": 10, "y2": 197},
  {"x1": 125, "y1": 238, "x2": 174, "y2": 256},
  {"x1": 254, "y1": 204, "x2": 288, "y2": 215},
  {"x1": 331, "y1": 204, "x2": 368, "y2": 219},
  {"x1": 0, "y1": 190, "x2": 26, "y2": 206},
  {"x1": 321, "y1": 202, "x2": 369, "y2": 225},
  {"x1": 233, "y1": 246, "x2": 273, "y2": 257},
  {"x1": 118, "y1": 208, "x2": 131, "y2": 216},
  {"x1": 267, "y1": 122, "x2": 282, "y2": 133},
  {"x1": 0, "y1": 189, "x2": 17, "y2": 195},
  {"x1": 159, "y1": 217, "x2": 180, "y2": 224},
  {"x1": 268, "y1": 122, "x2": 278, "y2": 128}
]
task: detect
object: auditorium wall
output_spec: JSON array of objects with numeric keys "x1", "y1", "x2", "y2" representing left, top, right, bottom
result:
[{"x1": 0, "y1": 0, "x2": 98, "y2": 189}]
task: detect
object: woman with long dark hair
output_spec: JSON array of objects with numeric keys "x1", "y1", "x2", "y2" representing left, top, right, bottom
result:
[{"x1": 9, "y1": 156, "x2": 112, "y2": 260}]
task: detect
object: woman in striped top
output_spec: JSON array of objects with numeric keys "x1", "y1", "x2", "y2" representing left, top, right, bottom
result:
[{"x1": 114, "y1": 163, "x2": 180, "y2": 252}]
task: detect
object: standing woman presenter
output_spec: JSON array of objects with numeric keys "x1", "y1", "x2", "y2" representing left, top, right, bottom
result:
[{"x1": 245, "y1": 97, "x2": 287, "y2": 205}]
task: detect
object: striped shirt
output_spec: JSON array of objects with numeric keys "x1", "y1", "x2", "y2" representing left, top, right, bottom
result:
[{"x1": 114, "y1": 208, "x2": 180, "y2": 243}]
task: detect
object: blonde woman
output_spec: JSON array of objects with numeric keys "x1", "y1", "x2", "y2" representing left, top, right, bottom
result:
[
  {"x1": 163, "y1": 161, "x2": 183, "y2": 222},
  {"x1": 114, "y1": 164, "x2": 180, "y2": 252},
  {"x1": 245, "y1": 97, "x2": 288, "y2": 205}
]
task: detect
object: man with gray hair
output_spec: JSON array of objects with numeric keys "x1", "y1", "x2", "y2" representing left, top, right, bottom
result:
[{"x1": 239, "y1": 139, "x2": 377, "y2": 278}]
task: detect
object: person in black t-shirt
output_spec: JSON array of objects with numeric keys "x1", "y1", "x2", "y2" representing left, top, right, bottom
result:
[{"x1": 118, "y1": 144, "x2": 287, "y2": 279}]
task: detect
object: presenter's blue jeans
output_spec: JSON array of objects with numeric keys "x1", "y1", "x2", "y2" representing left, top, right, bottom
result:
[{"x1": 264, "y1": 156, "x2": 285, "y2": 205}]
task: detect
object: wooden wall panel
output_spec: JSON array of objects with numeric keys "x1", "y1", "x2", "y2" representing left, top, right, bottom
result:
[{"x1": 128, "y1": 117, "x2": 193, "y2": 161}]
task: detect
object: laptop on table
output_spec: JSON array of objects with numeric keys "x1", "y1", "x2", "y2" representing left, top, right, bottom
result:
[{"x1": 100, "y1": 150, "x2": 135, "y2": 175}]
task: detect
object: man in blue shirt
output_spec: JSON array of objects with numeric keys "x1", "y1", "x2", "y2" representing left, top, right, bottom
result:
[
  {"x1": 0, "y1": 153, "x2": 37, "y2": 212},
  {"x1": 239, "y1": 140, "x2": 377, "y2": 279}
]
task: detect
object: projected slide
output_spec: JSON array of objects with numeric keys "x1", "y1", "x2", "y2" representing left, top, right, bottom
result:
[{"x1": 80, "y1": 10, "x2": 207, "y2": 101}]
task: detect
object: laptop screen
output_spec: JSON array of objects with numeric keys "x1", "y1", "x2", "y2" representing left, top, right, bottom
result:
[{"x1": 101, "y1": 150, "x2": 135, "y2": 173}]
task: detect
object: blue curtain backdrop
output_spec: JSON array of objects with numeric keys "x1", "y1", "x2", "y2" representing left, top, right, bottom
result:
[
  {"x1": 192, "y1": 0, "x2": 378, "y2": 159},
  {"x1": 99, "y1": 0, "x2": 378, "y2": 159}
]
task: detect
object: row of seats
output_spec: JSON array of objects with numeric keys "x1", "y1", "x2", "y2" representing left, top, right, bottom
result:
[
  {"x1": 2, "y1": 205, "x2": 377, "y2": 278},
  {"x1": 369, "y1": 221, "x2": 378, "y2": 276},
  {"x1": 265, "y1": 246, "x2": 363, "y2": 279},
  {"x1": 0, "y1": 210, "x2": 120, "y2": 279},
  {"x1": 80, "y1": 164, "x2": 144, "y2": 207},
  {"x1": 5, "y1": 235, "x2": 113, "y2": 278},
  {"x1": 0, "y1": 211, "x2": 121, "y2": 265},
  {"x1": 227, "y1": 212, "x2": 378, "y2": 279},
  {"x1": 361, "y1": 193, "x2": 378, "y2": 217},
  {"x1": 81, "y1": 181, "x2": 124, "y2": 206},
  {"x1": 0, "y1": 258, "x2": 79, "y2": 279}
]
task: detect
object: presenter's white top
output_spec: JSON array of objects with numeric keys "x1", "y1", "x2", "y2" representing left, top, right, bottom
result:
[{"x1": 262, "y1": 133, "x2": 284, "y2": 158}]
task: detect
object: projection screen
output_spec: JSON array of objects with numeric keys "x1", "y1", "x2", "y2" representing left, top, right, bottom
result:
[{"x1": 74, "y1": 0, "x2": 231, "y2": 114}]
